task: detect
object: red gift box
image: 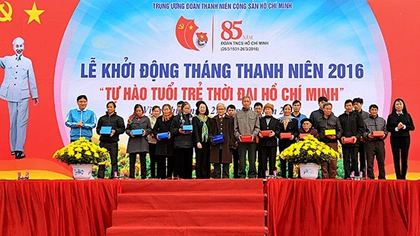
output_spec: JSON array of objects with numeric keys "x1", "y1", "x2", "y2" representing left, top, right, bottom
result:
[
  {"x1": 299, "y1": 133, "x2": 309, "y2": 140},
  {"x1": 372, "y1": 131, "x2": 384, "y2": 137},
  {"x1": 280, "y1": 132, "x2": 292, "y2": 139},
  {"x1": 260, "y1": 130, "x2": 272, "y2": 137},
  {"x1": 342, "y1": 137, "x2": 354, "y2": 144},
  {"x1": 241, "y1": 135, "x2": 253, "y2": 142}
]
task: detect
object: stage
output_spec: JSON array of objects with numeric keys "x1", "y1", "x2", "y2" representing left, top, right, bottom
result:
[
  {"x1": 266, "y1": 179, "x2": 420, "y2": 236},
  {"x1": 1, "y1": 179, "x2": 419, "y2": 236}
]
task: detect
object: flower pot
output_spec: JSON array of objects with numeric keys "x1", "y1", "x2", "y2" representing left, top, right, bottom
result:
[
  {"x1": 299, "y1": 163, "x2": 319, "y2": 179},
  {"x1": 71, "y1": 164, "x2": 93, "y2": 180}
]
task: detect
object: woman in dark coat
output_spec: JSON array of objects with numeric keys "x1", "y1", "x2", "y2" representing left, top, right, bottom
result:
[
  {"x1": 258, "y1": 103, "x2": 281, "y2": 178},
  {"x1": 126, "y1": 104, "x2": 151, "y2": 179},
  {"x1": 193, "y1": 101, "x2": 212, "y2": 178},
  {"x1": 152, "y1": 104, "x2": 174, "y2": 179},
  {"x1": 386, "y1": 98, "x2": 415, "y2": 179},
  {"x1": 278, "y1": 104, "x2": 299, "y2": 178},
  {"x1": 209, "y1": 103, "x2": 236, "y2": 178},
  {"x1": 148, "y1": 105, "x2": 160, "y2": 178},
  {"x1": 170, "y1": 102, "x2": 194, "y2": 179}
]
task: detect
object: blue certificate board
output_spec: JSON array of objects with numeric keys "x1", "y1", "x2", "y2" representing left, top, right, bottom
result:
[
  {"x1": 132, "y1": 129, "x2": 143, "y2": 136},
  {"x1": 100, "y1": 126, "x2": 112, "y2": 135},
  {"x1": 157, "y1": 132, "x2": 169, "y2": 139},
  {"x1": 182, "y1": 125, "x2": 193, "y2": 132}
]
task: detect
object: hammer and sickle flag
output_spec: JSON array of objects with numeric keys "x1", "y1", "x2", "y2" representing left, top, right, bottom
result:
[
  {"x1": 0, "y1": 1, "x2": 12, "y2": 22},
  {"x1": 175, "y1": 16, "x2": 199, "y2": 51}
]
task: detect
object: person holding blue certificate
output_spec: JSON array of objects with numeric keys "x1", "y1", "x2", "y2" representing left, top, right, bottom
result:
[
  {"x1": 152, "y1": 104, "x2": 175, "y2": 179},
  {"x1": 170, "y1": 102, "x2": 194, "y2": 179},
  {"x1": 209, "y1": 103, "x2": 235, "y2": 178},
  {"x1": 126, "y1": 104, "x2": 151, "y2": 179},
  {"x1": 96, "y1": 101, "x2": 125, "y2": 179}
]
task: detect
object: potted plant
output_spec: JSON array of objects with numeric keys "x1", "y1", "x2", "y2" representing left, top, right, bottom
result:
[
  {"x1": 279, "y1": 135, "x2": 340, "y2": 179},
  {"x1": 53, "y1": 137, "x2": 110, "y2": 179}
]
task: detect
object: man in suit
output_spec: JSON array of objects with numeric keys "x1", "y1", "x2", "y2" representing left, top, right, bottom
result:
[{"x1": 0, "y1": 37, "x2": 39, "y2": 159}]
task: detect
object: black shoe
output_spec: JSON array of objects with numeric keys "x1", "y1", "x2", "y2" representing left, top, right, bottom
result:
[
  {"x1": 11, "y1": 151, "x2": 15, "y2": 155},
  {"x1": 15, "y1": 151, "x2": 26, "y2": 159}
]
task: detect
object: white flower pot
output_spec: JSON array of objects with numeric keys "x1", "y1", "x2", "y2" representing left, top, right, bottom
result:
[
  {"x1": 71, "y1": 164, "x2": 93, "y2": 180},
  {"x1": 299, "y1": 163, "x2": 319, "y2": 179}
]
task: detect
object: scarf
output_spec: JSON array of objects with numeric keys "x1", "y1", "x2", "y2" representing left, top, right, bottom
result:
[
  {"x1": 162, "y1": 111, "x2": 174, "y2": 122},
  {"x1": 279, "y1": 115, "x2": 293, "y2": 123},
  {"x1": 180, "y1": 113, "x2": 193, "y2": 125},
  {"x1": 128, "y1": 113, "x2": 143, "y2": 125},
  {"x1": 149, "y1": 114, "x2": 157, "y2": 128},
  {"x1": 197, "y1": 115, "x2": 209, "y2": 142}
]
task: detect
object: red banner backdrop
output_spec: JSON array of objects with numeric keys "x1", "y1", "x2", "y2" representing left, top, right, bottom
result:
[
  {"x1": 368, "y1": 0, "x2": 420, "y2": 178},
  {"x1": 0, "y1": 0, "x2": 79, "y2": 178}
]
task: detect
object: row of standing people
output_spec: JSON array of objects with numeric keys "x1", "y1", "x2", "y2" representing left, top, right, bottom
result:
[
  {"x1": 302, "y1": 96, "x2": 414, "y2": 180},
  {"x1": 65, "y1": 95, "x2": 414, "y2": 180},
  {"x1": 227, "y1": 96, "x2": 414, "y2": 180},
  {"x1": 65, "y1": 96, "x2": 237, "y2": 179}
]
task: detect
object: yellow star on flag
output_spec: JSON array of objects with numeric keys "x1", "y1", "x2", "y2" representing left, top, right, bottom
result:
[{"x1": 24, "y1": 2, "x2": 44, "y2": 24}]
